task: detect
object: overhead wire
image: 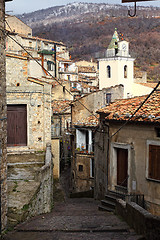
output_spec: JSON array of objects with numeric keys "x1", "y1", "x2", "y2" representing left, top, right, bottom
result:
[
  {"x1": 110, "y1": 81, "x2": 160, "y2": 138},
  {"x1": 1, "y1": 23, "x2": 99, "y2": 121},
  {"x1": 2, "y1": 22, "x2": 160, "y2": 138}
]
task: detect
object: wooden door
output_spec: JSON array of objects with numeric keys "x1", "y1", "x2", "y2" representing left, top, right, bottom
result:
[
  {"x1": 117, "y1": 148, "x2": 128, "y2": 187},
  {"x1": 7, "y1": 105, "x2": 27, "y2": 146}
]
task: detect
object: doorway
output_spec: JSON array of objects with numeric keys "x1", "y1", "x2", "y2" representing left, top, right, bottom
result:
[{"x1": 117, "y1": 148, "x2": 128, "y2": 188}]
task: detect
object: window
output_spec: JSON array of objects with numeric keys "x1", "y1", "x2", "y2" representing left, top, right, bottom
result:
[
  {"x1": 124, "y1": 65, "x2": 127, "y2": 78},
  {"x1": 79, "y1": 165, "x2": 83, "y2": 172},
  {"x1": 67, "y1": 75, "x2": 70, "y2": 81},
  {"x1": 148, "y1": 145, "x2": 160, "y2": 181},
  {"x1": 155, "y1": 128, "x2": 160, "y2": 138},
  {"x1": 107, "y1": 65, "x2": 111, "y2": 78},
  {"x1": 106, "y1": 93, "x2": 111, "y2": 105},
  {"x1": 47, "y1": 61, "x2": 54, "y2": 71}
]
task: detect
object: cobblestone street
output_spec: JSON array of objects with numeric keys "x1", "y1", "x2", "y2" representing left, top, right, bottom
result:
[{"x1": 2, "y1": 197, "x2": 144, "y2": 240}]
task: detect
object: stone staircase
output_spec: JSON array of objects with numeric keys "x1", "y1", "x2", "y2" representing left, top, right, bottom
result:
[{"x1": 98, "y1": 186, "x2": 128, "y2": 212}]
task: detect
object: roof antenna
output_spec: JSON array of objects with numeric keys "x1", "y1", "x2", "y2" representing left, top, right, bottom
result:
[{"x1": 128, "y1": 1, "x2": 137, "y2": 17}]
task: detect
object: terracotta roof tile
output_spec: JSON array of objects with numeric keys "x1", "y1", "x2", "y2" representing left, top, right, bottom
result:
[
  {"x1": 52, "y1": 100, "x2": 72, "y2": 114},
  {"x1": 98, "y1": 90, "x2": 160, "y2": 123},
  {"x1": 78, "y1": 66, "x2": 96, "y2": 73},
  {"x1": 73, "y1": 114, "x2": 99, "y2": 127}
]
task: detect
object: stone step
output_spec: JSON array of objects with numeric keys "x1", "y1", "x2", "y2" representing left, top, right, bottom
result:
[
  {"x1": 98, "y1": 205, "x2": 114, "y2": 212},
  {"x1": 105, "y1": 194, "x2": 117, "y2": 203},
  {"x1": 107, "y1": 190, "x2": 126, "y2": 200},
  {"x1": 115, "y1": 185, "x2": 128, "y2": 194},
  {"x1": 101, "y1": 200, "x2": 116, "y2": 209}
]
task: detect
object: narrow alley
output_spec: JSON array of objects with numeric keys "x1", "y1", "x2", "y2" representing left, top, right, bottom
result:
[{"x1": 2, "y1": 169, "x2": 144, "y2": 240}]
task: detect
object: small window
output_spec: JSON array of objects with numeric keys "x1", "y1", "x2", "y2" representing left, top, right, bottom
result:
[
  {"x1": 79, "y1": 165, "x2": 83, "y2": 172},
  {"x1": 67, "y1": 75, "x2": 70, "y2": 81},
  {"x1": 47, "y1": 61, "x2": 54, "y2": 71},
  {"x1": 63, "y1": 86, "x2": 65, "y2": 92},
  {"x1": 155, "y1": 128, "x2": 160, "y2": 138},
  {"x1": 148, "y1": 145, "x2": 160, "y2": 181},
  {"x1": 107, "y1": 65, "x2": 111, "y2": 78},
  {"x1": 106, "y1": 93, "x2": 111, "y2": 105},
  {"x1": 124, "y1": 65, "x2": 127, "y2": 78}
]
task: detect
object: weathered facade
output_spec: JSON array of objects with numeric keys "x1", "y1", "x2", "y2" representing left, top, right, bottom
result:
[
  {"x1": 71, "y1": 85, "x2": 124, "y2": 193},
  {"x1": 0, "y1": 0, "x2": 13, "y2": 231},
  {"x1": 95, "y1": 90, "x2": 160, "y2": 215}
]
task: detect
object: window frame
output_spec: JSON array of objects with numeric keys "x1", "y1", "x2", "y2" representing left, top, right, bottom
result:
[{"x1": 146, "y1": 140, "x2": 160, "y2": 182}]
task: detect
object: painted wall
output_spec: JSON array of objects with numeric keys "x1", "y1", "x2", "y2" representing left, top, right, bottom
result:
[
  {"x1": 72, "y1": 85, "x2": 124, "y2": 124},
  {"x1": 51, "y1": 139, "x2": 60, "y2": 179},
  {"x1": 99, "y1": 57, "x2": 134, "y2": 98},
  {"x1": 6, "y1": 15, "x2": 32, "y2": 36},
  {"x1": 108, "y1": 122, "x2": 160, "y2": 216}
]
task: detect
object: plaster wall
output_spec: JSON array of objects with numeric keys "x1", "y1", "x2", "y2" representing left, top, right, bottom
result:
[
  {"x1": 51, "y1": 139, "x2": 60, "y2": 179},
  {"x1": 74, "y1": 154, "x2": 94, "y2": 192},
  {"x1": 6, "y1": 15, "x2": 32, "y2": 36},
  {"x1": 52, "y1": 81, "x2": 73, "y2": 100},
  {"x1": 72, "y1": 85, "x2": 124, "y2": 124},
  {"x1": 99, "y1": 57, "x2": 134, "y2": 97},
  {"x1": 109, "y1": 122, "x2": 160, "y2": 215}
]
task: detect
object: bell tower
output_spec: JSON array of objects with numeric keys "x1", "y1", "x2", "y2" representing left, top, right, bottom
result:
[{"x1": 99, "y1": 29, "x2": 135, "y2": 98}]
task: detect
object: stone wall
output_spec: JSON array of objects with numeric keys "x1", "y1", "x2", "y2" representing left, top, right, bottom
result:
[
  {"x1": 116, "y1": 199, "x2": 160, "y2": 240},
  {"x1": 0, "y1": 1, "x2": 7, "y2": 231},
  {"x1": 7, "y1": 144, "x2": 53, "y2": 227},
  {"x1": 7, "y1": 85, "x2": 51, "y2": 150}
]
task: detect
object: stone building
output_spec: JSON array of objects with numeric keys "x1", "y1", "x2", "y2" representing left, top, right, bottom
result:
[
  {"x1": 0, "y1": 0, "x2": 13, "y2": 232},
  {"x1": 70, "y1": 85, "x2": 124, "y2": 193},
  {"x1": 95, "y1": 89, "x2": 160, "y2": 215},
  {"x1": 5, "y1": 15, "x2": 32, "y2": 36}
]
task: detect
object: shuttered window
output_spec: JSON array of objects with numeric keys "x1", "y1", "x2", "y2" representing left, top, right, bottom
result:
[{"x1": 149, "y1": 145, "x2": 160, "y2": 181}]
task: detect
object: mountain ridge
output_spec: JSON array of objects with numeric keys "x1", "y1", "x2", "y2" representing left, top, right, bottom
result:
[{"x1": 17, "y1": 2, "x2": 160, "y2": 81}]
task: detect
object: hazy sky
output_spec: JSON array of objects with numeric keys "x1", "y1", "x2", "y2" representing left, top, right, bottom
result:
[{"x1": 6, "y1": 0, "x2": 160, "y2": 15}]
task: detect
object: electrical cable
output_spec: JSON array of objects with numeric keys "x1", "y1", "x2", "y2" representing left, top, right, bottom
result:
[
  {"x1": 2, "y1": 25, "x2": 99, "y2": 121},
  {"x1": 110, "y1": 81, "x2": 160, "y2": 138},
  {"x1": 2, "y1": 24, "x2": 160, "y2": 138}
]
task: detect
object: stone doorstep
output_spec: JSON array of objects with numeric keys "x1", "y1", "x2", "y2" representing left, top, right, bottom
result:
[{"x1": 16, "y1": 228, "x2": 130, "y2": 233}]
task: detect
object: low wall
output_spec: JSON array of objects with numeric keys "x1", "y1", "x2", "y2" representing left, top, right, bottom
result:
[
  {"x1": 7, "y1": 143, "x2": 53, "y2": 227},
  {"x1": 116, "y1": 199, "x2": 160, "y2": 240}
]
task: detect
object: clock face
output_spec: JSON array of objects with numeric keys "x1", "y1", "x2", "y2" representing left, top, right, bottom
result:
[{"x1": 122, "y1": 43, "x2": 127, "y2": 50}]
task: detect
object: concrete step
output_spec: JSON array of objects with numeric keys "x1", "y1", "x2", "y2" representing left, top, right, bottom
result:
[
  {"x1": 101, "y1": 200, "x2": 116, "y2": 209},
  {"x1": 98, "y1": 205, "x2": 114, "y2": 212}
]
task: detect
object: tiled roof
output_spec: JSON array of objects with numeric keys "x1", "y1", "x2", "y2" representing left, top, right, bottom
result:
[
  {"x1": 98, "y1": 90, "x2": 160, "y2": 123},
  {"x1": 78, "y1": 66, "x2": 96, "y2": 73},
  {"x1": 73, "y1": 114, "x2": 99, "y2": 127},
  {"x1": 108, "y1": 29, "x2": 119, "y2": 50},
  {"x1": 136, "y1": 82, "x2": 157, "y2": 88},
  {"x1": 52, "y1": 100, "x2": 72, "y2": 114}
]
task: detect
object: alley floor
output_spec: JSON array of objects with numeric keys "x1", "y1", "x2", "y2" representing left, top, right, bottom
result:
[{"x1": 2, "y1": 197, "x2": 144, "y2": 240}]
